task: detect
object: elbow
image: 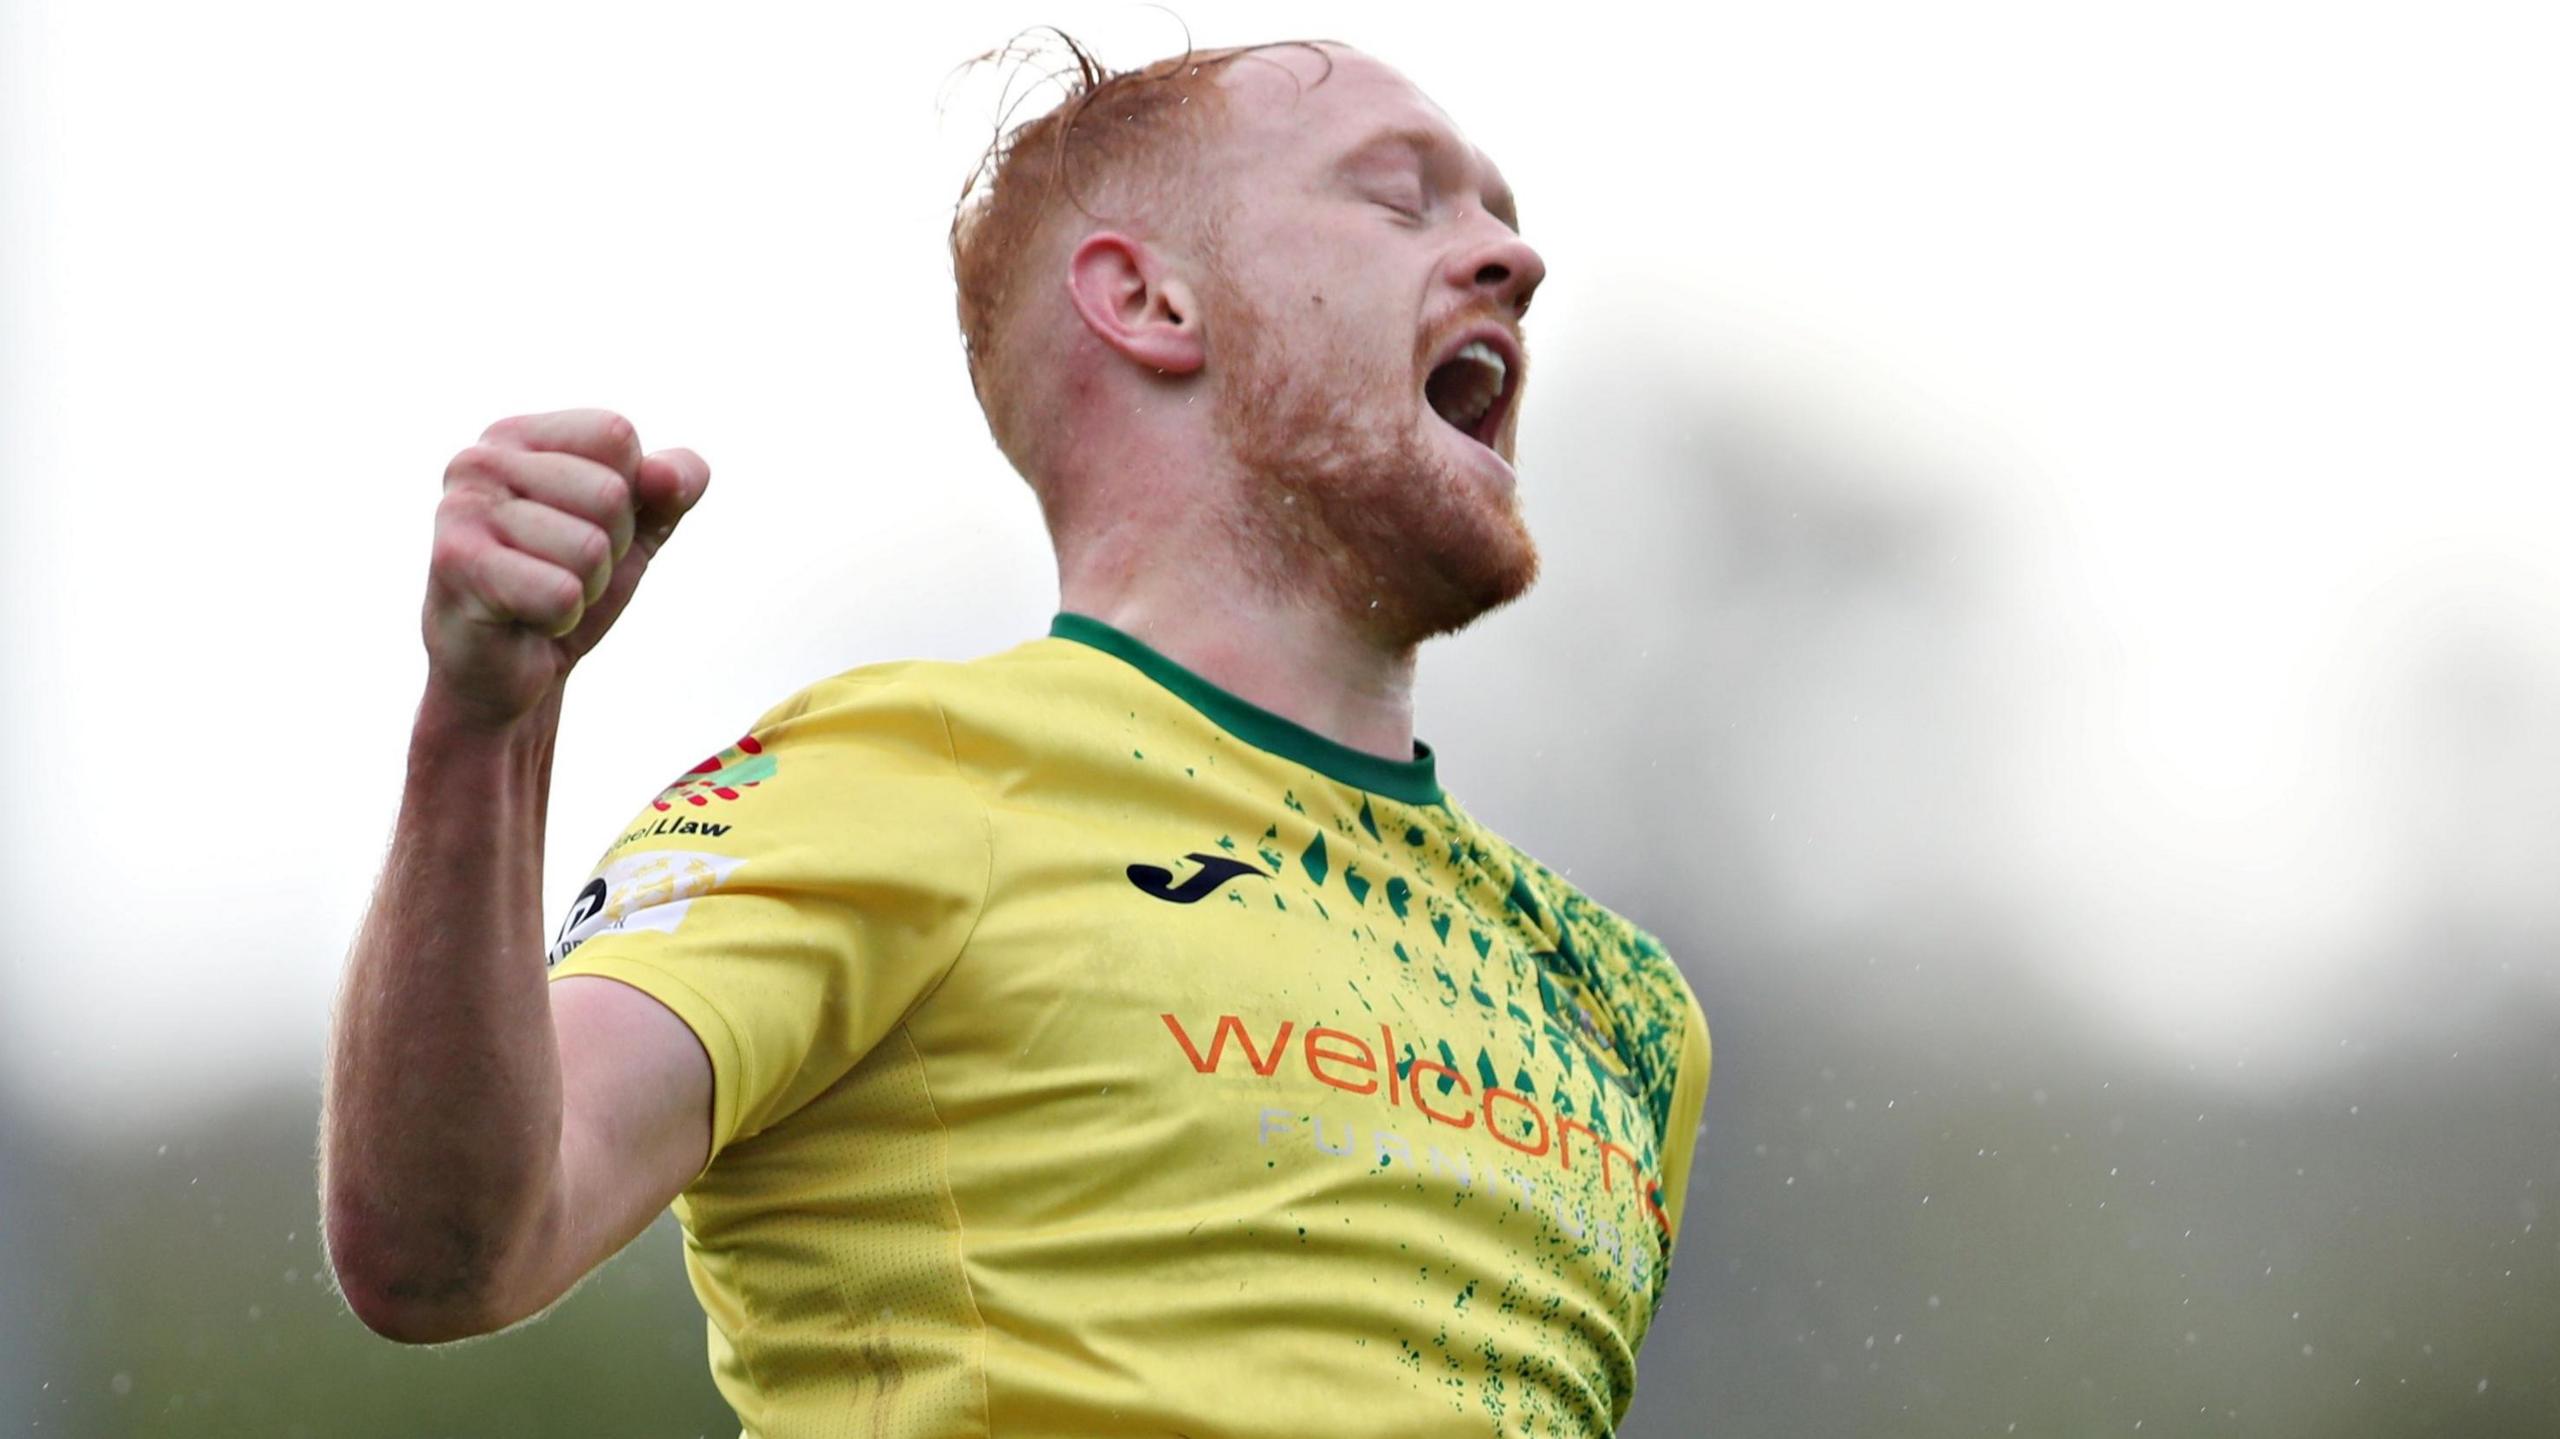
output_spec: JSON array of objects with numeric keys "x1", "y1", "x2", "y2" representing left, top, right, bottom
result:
[
  {"x1": 337, "y1": 1279, "x2": 493, "y2": 1346},
  {"x1": 324, "y1": 1202, "x2": 516, "y2": 1345},
  {"x1": 328, "y1": 1245, "x2": 508, "y2": 1346}
]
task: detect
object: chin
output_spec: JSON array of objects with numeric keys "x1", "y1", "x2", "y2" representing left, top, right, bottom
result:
[
  {"x1": 1417, "y1": 518, "x2": 1540, "y2": 640},
  {"x1": 1374, "y1": 434, "x2": 1542, "y2": 642},
  {"x1": 1214, "y1": 340, "x2": 1541, "y2": 642}
]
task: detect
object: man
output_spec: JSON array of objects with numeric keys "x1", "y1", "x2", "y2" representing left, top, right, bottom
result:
[{"x1": 322, "y1": 35, "x2": 1711, "y2": 1438}]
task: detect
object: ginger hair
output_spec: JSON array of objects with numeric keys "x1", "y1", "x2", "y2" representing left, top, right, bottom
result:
[{"x1": 948, "y1": 31, "x2": 1338, "y2": 488}]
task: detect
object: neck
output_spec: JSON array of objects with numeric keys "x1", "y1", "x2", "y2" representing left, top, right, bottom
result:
[{"x1": 1057, "y1": 550, "x2": 1421, "y2": 764}]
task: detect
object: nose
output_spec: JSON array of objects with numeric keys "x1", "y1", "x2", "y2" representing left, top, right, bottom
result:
[{"x1": 1448, "y1": 226, "x2": 1546, "y2": 318}]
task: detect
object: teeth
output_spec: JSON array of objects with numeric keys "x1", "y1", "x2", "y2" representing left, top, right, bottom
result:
[{"x1": 1426, "y1": 340, "x2": 1509, "y2": 433}]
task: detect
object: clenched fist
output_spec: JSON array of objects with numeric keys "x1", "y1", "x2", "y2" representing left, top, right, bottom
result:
[{"x1": 424, "y1": 409, "x2": 709, "y2": 728}]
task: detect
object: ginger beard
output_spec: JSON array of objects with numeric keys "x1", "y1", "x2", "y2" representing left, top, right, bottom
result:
[{"x1": 1201, "y1": 264, "x2": 1539, "y2": 648}]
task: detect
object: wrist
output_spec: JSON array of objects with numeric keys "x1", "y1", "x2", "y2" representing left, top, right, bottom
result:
[
  {"x1": 411, "y1": 677, "x2": 563, "y2": 784},
  {"x1": 417, "y1": 674, "x2": 562, "y2": 743}
]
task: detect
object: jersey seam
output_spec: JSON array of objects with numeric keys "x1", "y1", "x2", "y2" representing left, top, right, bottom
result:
[
  {"x1": 1660, "y1": 997, "x2": 1713, "y2": 1248},
  {"x1": 1044, "y1": 618, "x2": 1448, "y2": 805},
  {"x1": 903, "y1": 682, "x2": 997, "y2": 1436},
  {"x1": 897, "y1": 1018, "x2": 995, "y2": 1437},
  {"x1": 903, "y1": 684, "x2": 995, "y2": 1023}
]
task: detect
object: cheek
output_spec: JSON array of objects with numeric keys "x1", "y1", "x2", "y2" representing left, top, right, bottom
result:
[
  {"x1": 1278, "y1": 233, "x2": 1410, "y2": 324},
  {"x1": 1224, "y1": 247, "x2": 1419, "y2": 392}
]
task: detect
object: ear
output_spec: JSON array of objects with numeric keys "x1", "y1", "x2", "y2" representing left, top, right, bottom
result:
[{"x1": 1065, "y1": 232, "x2": 1206, "y2": 376}]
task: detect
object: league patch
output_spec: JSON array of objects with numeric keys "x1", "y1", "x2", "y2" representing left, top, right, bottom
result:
[
  {"x1": 653, "y1": 735, "x2": 775, "y2": 810},
  {"x1": 547, "y1": 849, "x2": 748, "y2": 967}
]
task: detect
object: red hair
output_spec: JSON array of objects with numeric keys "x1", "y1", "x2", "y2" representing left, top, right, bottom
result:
[{"x1": 947, "y1": 31, "x2": 1338, "y2": 485}]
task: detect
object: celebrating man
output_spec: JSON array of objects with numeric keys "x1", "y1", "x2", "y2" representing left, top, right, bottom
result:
[{"x1": 323, "y1": 35, "x2": 1711, "y2": 1437}]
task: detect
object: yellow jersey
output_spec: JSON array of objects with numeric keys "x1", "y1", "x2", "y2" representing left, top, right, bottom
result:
[{"x1": 546, "y1": 613, "x2": 1713, "y2": 1437}]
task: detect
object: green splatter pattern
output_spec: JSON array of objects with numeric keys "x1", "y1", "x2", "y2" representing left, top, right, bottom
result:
[{"x1": 1144, "y1": 759, "x2": 1704, "y2": 1430}]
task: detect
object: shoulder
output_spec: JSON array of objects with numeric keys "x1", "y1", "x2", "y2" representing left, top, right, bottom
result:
[
  {"x1": 601, "y1": 657, "x2": 1003, "y2": 862},
  {"x1": 757, "y1": 633, "x2": 1106, "y2": 737},
  {"x1": 751, "y1": 634, "x2": 1162, "y2": 780},
  {"x1": 1438, "y1": 800, "x2": 1671, "y2": 970},
  {"x1": 672, "y1": 631, "x2": 1132, "y2": 827},
  {"x1": 751, "y1": 657, "x2": 952, "y2": 740},
  {"x1": 1501, "y1": 838, "x2": 1698, "y2": 1018},
  {"x1": 1456, "y1": 808, "x2": 1709, "y2": 1064}
]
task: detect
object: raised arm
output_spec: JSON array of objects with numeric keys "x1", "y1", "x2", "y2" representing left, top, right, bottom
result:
[{"x1": 321, "y1": 409, "x2": 714, "y2": 1343}]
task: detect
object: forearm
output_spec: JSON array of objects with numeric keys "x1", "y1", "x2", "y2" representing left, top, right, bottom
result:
[
  {"x1": 322, "y1": 680, "x2": 569, "y2": 1341},
  {"x1": 325, "y1": 408, "x2": 708, "y2": 1341}
]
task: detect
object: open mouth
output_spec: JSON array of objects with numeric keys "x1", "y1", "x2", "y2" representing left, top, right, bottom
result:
[{"x1": 1424, "y1": 338, "x2": 1516, "y2": 449}]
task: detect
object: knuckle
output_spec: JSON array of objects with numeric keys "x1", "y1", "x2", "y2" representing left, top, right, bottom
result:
[
  {"x1": 589, "y1": 469, "x2": 632, "y2": 519},
  {"x1": 428, "y1": 527, "x2": 480, "y2": 579},
  {"x1": 572, "y1": 523, "x2": 611, "y2": 575},
  {"x1": 462, "y1": 495, "x2": 513, "y2": 547},
  {"x1": 464, "y1": 541, "x2": 514, "y2": 594},
  {"x1": 446, "y1": 443, "x2": 506, "y2": 484},
  {"x1": 432, "y1": 508, "x2": 487, "y2": 555},
  {"x1": 433, "y1": 489, "x2": 475, "y2": 526}
]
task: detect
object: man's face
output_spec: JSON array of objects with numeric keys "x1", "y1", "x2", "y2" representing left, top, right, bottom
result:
[{"x1": 1193, "y1": 45, "x2": 1547, "y2": 644}]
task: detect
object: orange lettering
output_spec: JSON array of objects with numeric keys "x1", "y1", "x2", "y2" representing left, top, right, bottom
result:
[
  {"x1": 1304, "y1": 1026, "x2": 1379, "y2": 1095},
  {"x1": 1483, "y1": 1086, "x2": 1551, "y2": 1156},
  {"x1": 1159, "y1": 1013, "x2": 1295, "y2": 1076},
  {"x1": 1407, "y1": 1059, "x2": 1477, "y2": 1129},
  {"x1": 1557, "y1": 1114, "x2": 1598, "y2": 1171},
  {"x1": 1597, "y1": 1137, "x2": 1645, "y2": 1195}
]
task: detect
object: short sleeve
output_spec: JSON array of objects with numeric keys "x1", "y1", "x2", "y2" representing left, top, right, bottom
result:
[
  {"x1": 1653, "y1": 985, "x2": 1713, "y2": 1245},
  {"x1": 544, "y1": 673, "x2": 990, "y2": 1164}
]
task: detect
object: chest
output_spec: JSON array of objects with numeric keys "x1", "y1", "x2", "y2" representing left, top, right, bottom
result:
[{"x1": 904, "y1": 777, "x2": 1679, "y2": 1318}]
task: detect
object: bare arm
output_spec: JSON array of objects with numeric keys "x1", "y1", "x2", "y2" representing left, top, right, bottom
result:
[{"x1": 321, "y1": 409, "x2": 712, "y2": 1343}]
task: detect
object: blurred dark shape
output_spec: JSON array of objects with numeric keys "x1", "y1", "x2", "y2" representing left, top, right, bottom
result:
[{"x1": 10, "y1": 1085, "x2": 729, "y2": 1436}]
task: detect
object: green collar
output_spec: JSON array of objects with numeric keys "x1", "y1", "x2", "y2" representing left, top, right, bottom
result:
[{"x1": 1049, "y1": 612, "x2": 1445, "y2": 806}]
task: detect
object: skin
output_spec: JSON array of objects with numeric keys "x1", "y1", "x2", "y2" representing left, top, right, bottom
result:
[
  {"x1": 320, "y1": 42, "x2": 1545, "y2": 1342},
  {"x1": 1043, "y1": 43, "x2": 1546, "y2": 758},
  {"x1": 323, "y1": 413, "x2": 721, "y2": 1341}
]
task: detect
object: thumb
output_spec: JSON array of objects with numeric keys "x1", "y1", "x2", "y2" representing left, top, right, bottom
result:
[{"x1": 633, "y1": 447, "x2": 712, "y2": 546}]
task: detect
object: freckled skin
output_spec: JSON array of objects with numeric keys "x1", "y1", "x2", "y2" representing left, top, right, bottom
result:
[{"x1": 1191, "y1": 46, "x2": 1546, "y2": 646}]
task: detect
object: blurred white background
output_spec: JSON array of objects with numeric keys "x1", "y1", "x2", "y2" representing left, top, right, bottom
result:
[{"x1": 5, "y1": 2, "x2": 2555, "y2": 1433}]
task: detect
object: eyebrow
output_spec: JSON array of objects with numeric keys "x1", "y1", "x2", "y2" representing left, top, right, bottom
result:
[{"x1": 1339, "y1": 126, "x2": 1520, "y2": 233}]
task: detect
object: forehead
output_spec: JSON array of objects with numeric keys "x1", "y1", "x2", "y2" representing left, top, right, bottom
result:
[{"x1": 1211, "y1": 45, "x2": 1497, "y2": 179}]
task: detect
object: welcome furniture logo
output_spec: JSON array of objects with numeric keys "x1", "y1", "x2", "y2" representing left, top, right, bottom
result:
[{"x1": 1158, "y1": 1009, "x2": 1671, "y2": 1237}]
